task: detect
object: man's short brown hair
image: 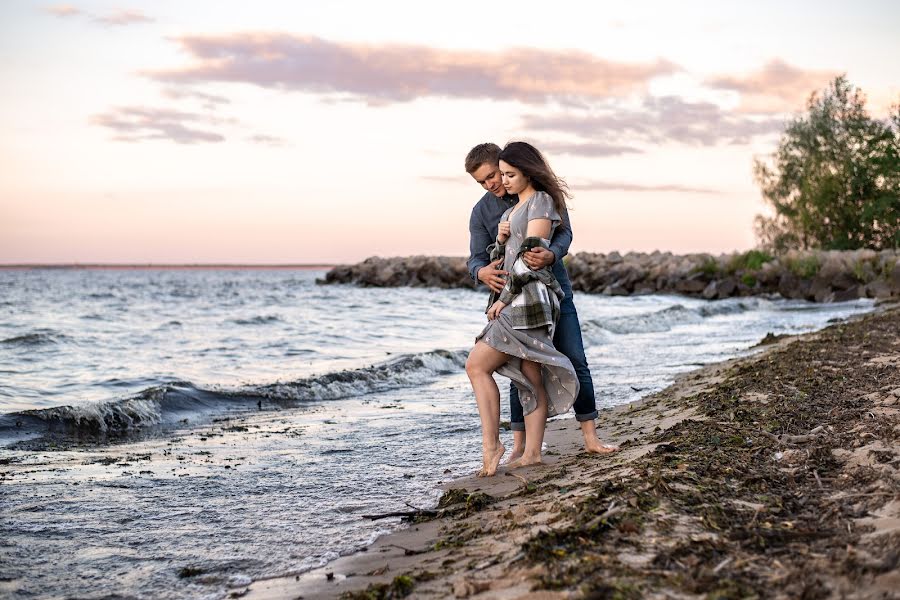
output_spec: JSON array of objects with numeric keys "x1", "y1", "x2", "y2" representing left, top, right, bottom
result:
[{"x1": 465, "y1": 143, "x2": 501, "y2": 174}]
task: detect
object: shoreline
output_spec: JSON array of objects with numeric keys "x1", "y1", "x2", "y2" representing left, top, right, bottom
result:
[{"x1": 246, "y1": 302, "x2": 900, "y2": 599}]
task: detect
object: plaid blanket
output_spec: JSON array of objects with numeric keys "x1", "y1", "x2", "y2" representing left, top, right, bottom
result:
[{"x1": 486, "y1": 236, "x2": 564, "y2": 330}]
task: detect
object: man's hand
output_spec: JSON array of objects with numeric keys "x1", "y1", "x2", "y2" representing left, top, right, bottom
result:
[
  {"x1": 477, "y1": 259, "x2": 507, "y2": 293},
  {"x1": 487, "y1": 300, "x2": 507, "y2": 320},
  {"x1": 522, "y1": 247, "x2": 556, "y2": 270}
]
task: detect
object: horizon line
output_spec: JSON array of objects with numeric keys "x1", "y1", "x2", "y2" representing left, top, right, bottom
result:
[{"x1": 0, "y1": 263, "x2": 337, "y2": 270}]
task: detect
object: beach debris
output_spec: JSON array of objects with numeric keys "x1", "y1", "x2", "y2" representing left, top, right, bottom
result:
[
  {"x1": 362, "y1": 507, "x2": 438, "y2": 521},
  {"x1": 755, "y1": 332, "x2": 789, "y2": 346},
  {"x1": 366, "y1": 565, "x2": 390, "y2": 576},
  {"x1": 340, "y1": 573, "x2": 417, "y2": 599},
  {"x1": 453, "y1": 577, "x2": 492, "y2": 598},
  {"x1": 504, "y1": 471, "x2": 539, "y2": 495}
]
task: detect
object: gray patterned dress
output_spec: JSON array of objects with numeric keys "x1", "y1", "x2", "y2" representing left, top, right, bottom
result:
[{"x1": 475, "y1": 191, "x2": 580, "y2": 418}]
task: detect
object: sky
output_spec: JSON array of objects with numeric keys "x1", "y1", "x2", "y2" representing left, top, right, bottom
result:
[{"x1": 1, "y1": 1, "x2": 898, "y2": 264}]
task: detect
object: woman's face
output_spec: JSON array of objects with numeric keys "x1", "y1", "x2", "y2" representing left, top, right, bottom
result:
[{"x1": 499, "y1": 160, "x2": 529, "y2": 195}]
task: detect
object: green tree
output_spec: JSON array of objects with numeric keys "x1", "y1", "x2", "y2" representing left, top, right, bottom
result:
[{"x1": 754, "y1": 76, "x2": 900, "y2": 251}]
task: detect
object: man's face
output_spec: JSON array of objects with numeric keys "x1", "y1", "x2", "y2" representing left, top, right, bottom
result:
[{"x1": 470, "y1": 162, "x2": 505, "y2": 197}]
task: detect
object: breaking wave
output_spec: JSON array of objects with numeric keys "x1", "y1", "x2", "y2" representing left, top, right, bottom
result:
[
  {"x1": 1, "y1": 329, "x2": 66, "y2": 346},
  {"x1": 586, "y1": 300, "x2": 762, "y2": 336},
  {"x1": 0, "y1": 349, "x2": 467, "y2": 443}
]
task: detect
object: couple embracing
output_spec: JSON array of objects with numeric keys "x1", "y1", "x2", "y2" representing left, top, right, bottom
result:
[{"x1": 464, "y1": 142, "x2": 617, "y2": 477}]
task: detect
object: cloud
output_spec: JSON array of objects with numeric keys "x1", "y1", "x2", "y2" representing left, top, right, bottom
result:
[
  {"x1": 574, "y1": 179, "x2": 720, "y2": 194},
  {"x1": 94, "y1": 9, "x2": 154, "y2": 26},
  {"x1": 90, "y1": 107, "x2": 226, "y2": 144},
  {"x1": 539, "y1": 141, "x2": 643, "y2": 157},
  {"x1": 146, "y1": 33, "x2": 679, "y2": 105},
  {"x1": 420, "y1": 174, "x2": 719, "y2": 193},
  {"x1": 163, "y1": 87, "x2": 231, "y2": 110},
  {"x1": 523, "y1": 96, "x2": 784, "y2": 148},
  {"x1": 420, "y1": 175, "x2": 469, "y2": 185},
  {"x1": 247, "y1": 134, "x2": 287, "y2": 146},
  {"x1": 45, "y1": 4, "x2": 82, "y2": 17},
  {"x1": 708, "y1": 59, "x2": 839, "y2": 113},
  {"x1": 44, "y1": 5, "x2": 153, "y2": 26}
]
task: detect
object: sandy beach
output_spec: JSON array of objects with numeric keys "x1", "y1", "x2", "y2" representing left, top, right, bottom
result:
[{"x1": 245, "y1": 302, "x2": 900, "y2": 599}]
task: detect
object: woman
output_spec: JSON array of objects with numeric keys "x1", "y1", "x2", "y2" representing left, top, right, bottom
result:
[{"x1": 464, "y1": 142, "x2": 579, "y2": 477}]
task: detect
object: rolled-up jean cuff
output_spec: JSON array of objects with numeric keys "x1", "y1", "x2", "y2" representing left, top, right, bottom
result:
[
  {"x1": 510, "y1": 422, "x2": 526, "y2": 431},
  {"x1": 575, "y1": 411, "x2": 599, "y2": 422}
]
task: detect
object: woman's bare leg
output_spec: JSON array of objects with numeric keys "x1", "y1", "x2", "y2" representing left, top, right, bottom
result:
[
  {"x1": 465, "y1": 341, "x2": 509, "y2": 477},
  {"x1": 508, "y1": 360, "x2": 548, "y2": 468}
]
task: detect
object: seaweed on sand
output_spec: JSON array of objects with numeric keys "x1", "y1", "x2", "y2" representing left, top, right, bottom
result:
[{"x1": 521, "y1": 308, "x2": 900, "y2": 597}]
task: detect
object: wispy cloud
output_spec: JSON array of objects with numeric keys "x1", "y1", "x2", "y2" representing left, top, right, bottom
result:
[
  {"x1": 45, "y1": 4, "x2": 82, "y2": 17},
  {"x1": 708, "y1": 59, "x2": 839, "y2": 113},
  {"x1": 146, "y1": 33, "x2": 679, "y2": 105},
  {"x1": 90, "y1": 107, "x2": 226, "y2": 144},
  {"x1": 44, "y1": 5, "x2": 153, "y2": 26},
  {"x1": 94, "y1": 9, "x2": 154, "y2": 26},
  {"x1": 416, "y1": 173, "x2": 715, "y2": 194},
  {"x1": 419, "y1": 175, "x2": 469, "y2": 185},
  {"x1": 539, "y1": 141, "x2": 643, "y2": 157},
  {"x1": 523, "y1": 96, "x2": 784, "y2": 150},
  {"x1": 574, "y1": 179, "x2": 721, "y2": 194},
  {"x1": 162, "y1": 87, "x2": 231, "y2": 110},
  {"x1": 247, "y1": 134, "x2": 287, "y2": 146}
]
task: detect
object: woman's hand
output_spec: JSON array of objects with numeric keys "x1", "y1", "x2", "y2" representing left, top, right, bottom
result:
[
  {"x1": 496, "y1": 221, "x2": 510, "y2": 244},
  {"x1": 487, "y1": 300, "x2": 507, "y2": 320}
]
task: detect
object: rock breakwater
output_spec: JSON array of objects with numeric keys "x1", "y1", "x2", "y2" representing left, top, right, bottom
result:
[{"x1": 320, "y1": 249, "x2": 900, "y2": 302}]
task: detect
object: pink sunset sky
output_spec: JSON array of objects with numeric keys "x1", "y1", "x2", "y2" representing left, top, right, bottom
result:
[{"x1": 1, "y1": 1, "x2": 898, "y2": 264}]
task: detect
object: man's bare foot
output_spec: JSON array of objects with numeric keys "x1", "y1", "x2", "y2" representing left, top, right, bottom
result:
[
  {"x1": 505, "y1": 453, "x2": 542, "y2": 469},
  {"x1": 585, "y1": 439, "x2": 619, "y2": 454},
  {"x1": 477, "y1": 444, "x2": 506, "y2": 477},
  {"x1": 503, "y1": 447, "x2": 525, "y2": 465}
]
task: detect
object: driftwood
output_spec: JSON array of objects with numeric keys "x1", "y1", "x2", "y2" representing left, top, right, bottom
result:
[
  {"x1": 584, "y1": 501, "x2": 628, "y2": 530},
  {"x1": 759, "y1": 424, "x2": 826, "y2": 446},
  {"x1": 363, "y1": 502, "x2": 438, "y2": 521}
]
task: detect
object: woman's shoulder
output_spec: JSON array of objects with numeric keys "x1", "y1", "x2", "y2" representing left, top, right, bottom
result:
[{"x1": 527, "y1": 191, "x2": 557, "y2": 217}]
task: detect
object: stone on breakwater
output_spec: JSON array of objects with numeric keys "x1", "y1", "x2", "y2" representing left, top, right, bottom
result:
[
  {"x1": 319, "y1": 249, "x2": 900, "y2": 302},
  {"x1": 319, "y1": 255, "x2": 476, "y2": 289}
]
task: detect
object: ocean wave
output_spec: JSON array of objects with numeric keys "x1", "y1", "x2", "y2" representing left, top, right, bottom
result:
[
  {"x1": 248, "y1": 349, "x2": 468, "y2": 403},
  {"x1": 696, "y1": 298, "x2": 765, "y2": 317},
  {"x1": 0, "y1": 349, "x2": 467, "y2": 442},
  {"x1": 230, "y1": 315, "x2": 283, "y2": 325},
  {"x1": 587, "y1": 300, "x2": 757, "y2": 335},
  {"x1": 1, "y1": 330, "x2": 66, "y2": 346}
]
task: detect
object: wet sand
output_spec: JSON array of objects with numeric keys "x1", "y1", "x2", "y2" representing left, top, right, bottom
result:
[{"x1": 246, "y1": 302, "x2": 900, "y2": 599}]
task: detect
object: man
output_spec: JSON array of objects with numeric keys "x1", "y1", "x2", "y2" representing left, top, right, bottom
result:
[{"x1": 465, "y1": 142, "x2": 617, "y2": 459}]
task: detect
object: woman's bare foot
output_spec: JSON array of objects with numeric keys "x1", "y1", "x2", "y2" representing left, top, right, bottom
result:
[
  {"x1": 477, "y1": 444, "x2": 506, "y2": 477},
  {"x1": 503, "y1": 446, "x2": 525, "y2": 465},
  {"x1": 585, "y1": 439, "x2": 619, "y2": 454},
  {"x1": 505, "y1": 453, "x2": 542, "y2": 469}
]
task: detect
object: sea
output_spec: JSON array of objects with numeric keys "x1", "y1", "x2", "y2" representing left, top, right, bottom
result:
[{"x1": 0, "y1": 267, "x2": 876, "y2": 599}]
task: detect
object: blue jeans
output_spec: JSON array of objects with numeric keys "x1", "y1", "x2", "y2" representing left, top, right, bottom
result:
[{"x1": 509, "y1": 297, "x2": 597, "y2": 431}]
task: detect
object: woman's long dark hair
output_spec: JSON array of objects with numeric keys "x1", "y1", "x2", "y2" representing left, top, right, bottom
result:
[{"x1": 498, "y1": 141, "x2": 571, "y2": 218}]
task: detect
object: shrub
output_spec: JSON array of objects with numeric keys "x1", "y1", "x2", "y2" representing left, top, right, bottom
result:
[{"x1": 754, "y1": 76, "x2": 900, "y2": 251}]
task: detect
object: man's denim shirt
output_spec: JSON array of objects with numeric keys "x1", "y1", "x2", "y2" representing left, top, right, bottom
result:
[{"x1": 467, "y1": 191, "x2": 574, "y2": 301}]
